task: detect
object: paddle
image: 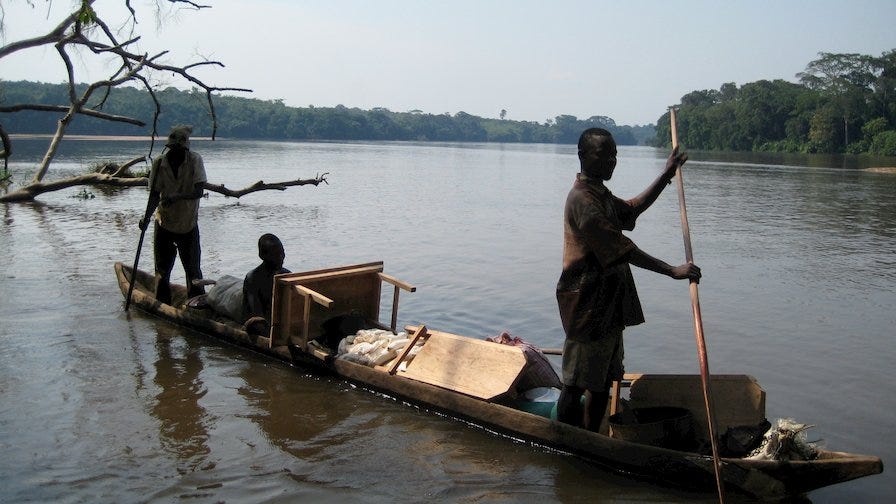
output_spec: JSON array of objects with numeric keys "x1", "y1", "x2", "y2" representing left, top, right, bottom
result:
[{"x1": 669, "y1": 107, "x2": 726, "y2": 503}]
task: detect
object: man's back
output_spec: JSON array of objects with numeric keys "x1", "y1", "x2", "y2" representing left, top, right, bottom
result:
[{"x1": 242, "y1": 263, "x2": 290, "y2": 323}]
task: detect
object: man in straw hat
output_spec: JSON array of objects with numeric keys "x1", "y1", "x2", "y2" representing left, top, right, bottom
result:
[{"x1": 139, "y1": 125, "x2": 207, "y2": 305}]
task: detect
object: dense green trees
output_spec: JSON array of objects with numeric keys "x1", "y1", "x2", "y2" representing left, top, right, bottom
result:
[
  {"x1": 7, "y1": 50, "x2": 893, "y2": 155},
  {"x1": 0, "y1": 80, "x2": 651, "y2": 146},
  {"x1": 653, "y1": 50, "x2": 896, "y2": 155}
]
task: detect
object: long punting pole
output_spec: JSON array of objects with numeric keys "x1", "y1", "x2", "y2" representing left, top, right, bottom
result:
[
  {"x1": 669, "y1": 107, "x2": 726, "y2": 503},
  {"x1": 124, "y1": 227, "x2": 146, "y2": 310},
  {"x1": 125, "y1": 188, "x2": 153, "y2": 311}
]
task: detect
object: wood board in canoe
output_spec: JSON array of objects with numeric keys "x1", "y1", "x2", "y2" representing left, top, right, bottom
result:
[{"x1": 114, "y1": 261, "x2": 882, "y2": 500}]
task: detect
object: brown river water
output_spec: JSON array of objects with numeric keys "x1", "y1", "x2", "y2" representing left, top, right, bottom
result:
[{"x1": 1, "y1": 138, "x2": 894, "y2": 503}]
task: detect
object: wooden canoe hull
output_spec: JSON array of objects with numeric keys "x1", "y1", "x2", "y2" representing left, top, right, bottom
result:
[{"x1": 114, "y1": 262, "x2": 882, "y2": 500}]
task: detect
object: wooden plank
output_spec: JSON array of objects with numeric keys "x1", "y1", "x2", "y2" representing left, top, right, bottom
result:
[
  {"x1": 378, "y1": 272, "x2": 416, "y2": 292},
  {"x1": 268, "y1": 285, "x2": 279, "y2": 347},
  {"x1": 301, "y1": 294, "x2": 312, "y2": 350},
  {"x1": 389, "y1": 325, "x2": 427, "y2": 375},
  {"x1": 377, "y1": 272, "x2": 414, "y2": 331},
  {"x1": 277, "y1": 264, "x2": 385, "y2": 285},
  {"x1": 294, "y1": 284, "x2": 334, "y2": 308},
  {"x1": 388, "y1": 285, "x2": 400, "y2": 331},
  {"x1": 399, "y1": 327, "x2": 527, "y2": 400},
  {"x1": 275, "y1": 261, "x2": 384, "y2": 282},
  {"x1": 272, "y1": 262, "x2": 386, "y2": 347},
  {"x1": 609, "y1": 380, "x2": 622, "y2": 438}
]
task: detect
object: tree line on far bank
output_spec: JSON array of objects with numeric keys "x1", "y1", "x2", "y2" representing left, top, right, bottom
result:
[
  {"x1": 652, "y1": 50, "x2": 896, "y2": 156},
  {"x1": 0, "y1": 80, "x2": 653, "y2": 146},
  {"x1": 4, "y1": 49, "x2": 894, "y2": 156}
]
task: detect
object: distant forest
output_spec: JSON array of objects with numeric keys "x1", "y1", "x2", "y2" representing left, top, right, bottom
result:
[
  {"x1": 3, "y1": 49, "x2": 894, "y2": 156},
  {"x1": 652, "y1": 50, "x2": 896, "y2": 156},
  {"x1": 0, "y1": 80, "x2": 653, "y2": 146}
]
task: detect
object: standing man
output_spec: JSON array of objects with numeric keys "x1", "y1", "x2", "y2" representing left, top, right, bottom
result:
[
  {"x1": 556, "y1": 127, "x2": 701, "y2": 431},
  {"x1": 139, "y1": 125, "x2": 207, "y2": 305}
]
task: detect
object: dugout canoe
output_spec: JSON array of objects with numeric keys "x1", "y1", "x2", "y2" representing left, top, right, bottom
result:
[{"x1": 114, "y1": 261, "x2": 882, "y2": 500}]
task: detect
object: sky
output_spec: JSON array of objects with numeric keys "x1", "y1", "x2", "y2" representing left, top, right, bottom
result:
[{"x1": 1, "y1": 0, "x2": 895, "y2": 126}]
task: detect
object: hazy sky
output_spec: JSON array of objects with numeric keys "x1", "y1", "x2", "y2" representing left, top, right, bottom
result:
[{"x1": 2, "y1": 0, "x2": 895, "y2": 126}]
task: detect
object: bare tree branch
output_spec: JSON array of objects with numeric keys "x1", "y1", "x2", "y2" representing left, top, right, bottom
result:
[
  {"x1": 111, "y1": 156, "x2": 149, "y2": 177},
  {"x1": 0, "y1": 173, "x2": 329, "y2": 203},
  {"x1": 30, "y1": 32, "x2": 150, "y2": 183},
  {"x1": 202, "y1": 173, "x2": 329, "y2": 198},
  {"x1": 0, "y1": 104, "x2": 147, "y2": 126},
  {"x1": 2, "y1": 0, "x2": 253, "y2": 184},
  {"x1": 0, "y1": 1, "x2": 324, "y2": 211},
  {"x1": 0, "y1": 11, "x2": 80, "y2": 59},
  {"x1": 1, "y1": 173, "x2": 147, "y2": 202},
  {"x1": 177, "y1": 1, "x2": 212, "y2": 9}
]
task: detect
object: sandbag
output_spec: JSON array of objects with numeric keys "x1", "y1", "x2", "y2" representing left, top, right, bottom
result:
[{"x1": 205, "y1": 275, "x2": 244, "y2": 322}]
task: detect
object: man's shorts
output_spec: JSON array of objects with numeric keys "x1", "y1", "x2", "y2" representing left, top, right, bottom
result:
[{"x1": 561, "y1": 328, "x2": 624, "y2": 391}]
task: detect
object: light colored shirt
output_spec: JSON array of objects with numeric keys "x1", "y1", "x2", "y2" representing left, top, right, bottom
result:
[{"x1": 148, "y1": 150, "x2": 207, "y2": 234}]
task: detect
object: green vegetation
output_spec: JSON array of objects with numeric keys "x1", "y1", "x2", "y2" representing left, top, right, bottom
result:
[
  {"x1": 653, "y1": 50, "x2": 896, "y2": 155},
  {"x1": 5, "y1": 49, "x2": 894, "y2": 155},
  {"x1": 0, "y1": 81, "x2": 652, "y2": 146}
]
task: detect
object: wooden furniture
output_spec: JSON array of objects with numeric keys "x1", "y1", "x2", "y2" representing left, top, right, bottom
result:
[
  {"x1": 402, "y1": 325, "x2": 527, "y2": 401},
  {"x1": 269, "y1": 261, "x2": 416, "y2": 349},
  {"x1": 626, "y1": 374, "x2": 766, "y2": 445}
]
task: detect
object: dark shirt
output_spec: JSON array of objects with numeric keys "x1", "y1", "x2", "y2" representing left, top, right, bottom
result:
[
  {"x1": 557, "y1": 174, "x2": 645, "y2": 341},
  {"x1": 242, "y1": 263, "x2": 290, "y2": 322}
]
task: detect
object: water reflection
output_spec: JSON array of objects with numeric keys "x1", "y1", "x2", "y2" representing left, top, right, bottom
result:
[
  {"x1": 150, "y1": 326, "x2": 212, "y2": 474},
  {"x1": 235, "y1": 364, "x2": 348, "y2": 453},
  {"x1": 551, "y1": 457, "x2": 724, "y2": 504}
]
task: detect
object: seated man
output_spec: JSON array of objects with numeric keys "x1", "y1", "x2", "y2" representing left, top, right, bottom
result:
[{"x1": 242, "y1": 233, "x2": 291, "y2": 335}]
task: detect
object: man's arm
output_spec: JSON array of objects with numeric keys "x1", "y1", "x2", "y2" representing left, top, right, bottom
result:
[
  {"x1": 138, "y1": 188, "x2": 161, "y2": 231},
  {"x1": 241, "y1": 275, "x2": 270, "y2": 335},
  {"x1": 627, "y1": 246, "x2": 701, "y2": 281},
  {"x1": 242, "y1": 274, "x2": 266, "y2": 320},
  {"x1": 628, "y1": 146, "x2": 688, "y2": 216},
  {"x1": 244, "y1": 292, "x2": 265, "y2": 319},
  {"x1": 161, "y1": 182, "x2": 205, "y2": 205}
]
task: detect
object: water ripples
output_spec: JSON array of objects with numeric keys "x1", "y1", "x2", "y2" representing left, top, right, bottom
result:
[{"x1": 2, "y1": 140, "x2": 894, "y2": 503}]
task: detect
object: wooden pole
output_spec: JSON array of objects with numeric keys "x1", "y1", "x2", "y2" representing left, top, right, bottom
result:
[
  {"x1": 123, "y1": 226, "x2": 146, "y2": 310},
  {"x1": 669, "y1": 107, "x2": 726, "y2": 503},
  {"x1": 124, "y1": 204, "x2": 151, "y2": 311}
]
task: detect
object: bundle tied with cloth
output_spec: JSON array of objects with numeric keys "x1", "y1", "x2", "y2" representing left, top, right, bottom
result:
[
  {"x1": 486, "y1": 331, "x2": 562, "y2": 394},
  {"x1": 203, "y1": 275, "x2": 244, "y2": 321}
]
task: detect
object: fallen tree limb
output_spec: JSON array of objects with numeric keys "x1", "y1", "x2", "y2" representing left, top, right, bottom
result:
[
  {"x1": 111, "y1": 156, "x2": 148, "y2": 177},
  {"x1": 203, "y1": 173, "x2": 329, "y2": 198},
  {"x1": 0, "y1": 173, "x2": 329, "y2": 203}
]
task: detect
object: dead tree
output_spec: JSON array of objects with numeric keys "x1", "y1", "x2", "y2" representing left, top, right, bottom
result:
[{"x1": 0, "y1": 0, "x2": 324, "y2": 202}]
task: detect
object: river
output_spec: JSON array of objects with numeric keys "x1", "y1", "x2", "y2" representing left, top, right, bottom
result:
[{"x1": 1, "y1": 138, "x2": 894, "y2": 503}]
